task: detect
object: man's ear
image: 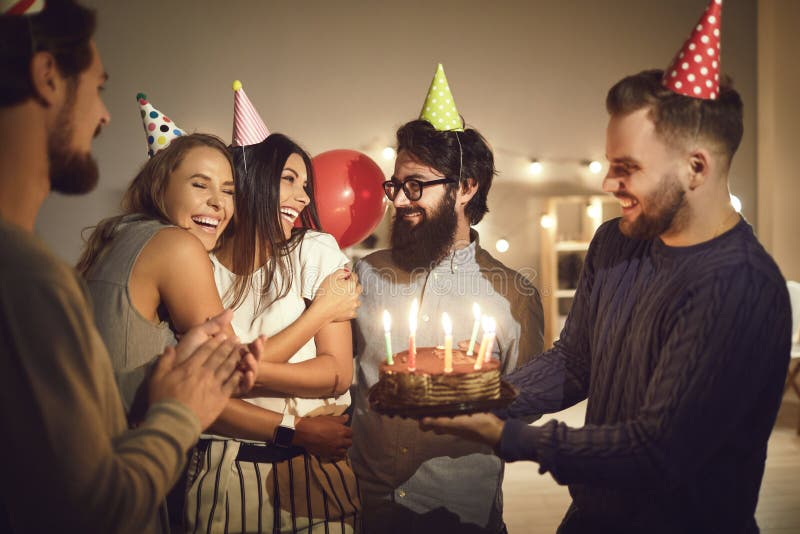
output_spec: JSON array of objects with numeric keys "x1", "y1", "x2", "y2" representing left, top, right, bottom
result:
[
  {"x1": 29, "y1": 51, "x2": 64, "y2": 107},
  {"x1": 687, "y1": 150, "x2": 711, "y2": 191},
  {"x1": 458, "y1": 178, "x2": 478, "y2": 205}
]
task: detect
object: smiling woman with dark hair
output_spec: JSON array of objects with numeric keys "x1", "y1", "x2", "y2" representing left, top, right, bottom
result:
[{"x1": 185, "y1": 133, "x2": 363, "y2": 534}]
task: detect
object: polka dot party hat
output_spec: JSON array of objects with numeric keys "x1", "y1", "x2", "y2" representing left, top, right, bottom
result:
[
  {"x1": 231, "y1": 80, "x2": 270, "y2": 147},
  {"x1": 663, "y1": 0, "x2": 722, "y2": 100},
  {"x1": 1, "y1": 0, "x2": 45, "y2": 15},
  {"x1": 136, "y1": 93, "x2": 186, "y2": 157},
  {"x1": 419, "y1": 64, "x2": 464, "y2": 132}
]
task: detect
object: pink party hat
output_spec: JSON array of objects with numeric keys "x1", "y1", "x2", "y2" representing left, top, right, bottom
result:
[
  {"x1": 0, "y1": 0, "x2": 45, "y2": 15},
  {"x1": 231, "y1": 80, "x2": 270, "y2": 146},
  {"x1": 663, "y1": 0, "x2": 723, "y2": 100},
  {"x1": 136, "y1": 93, "x2": 186, "y2": 157}
]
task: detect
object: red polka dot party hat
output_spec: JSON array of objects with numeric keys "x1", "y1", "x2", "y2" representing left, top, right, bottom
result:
[
  {"x1": 663, "y1": 0, "x2": 723, "y2": 100},
  {"x1": 136, "y1": 93, "x2": 186, "y2": 157},
  {"x1": 231, "y1": 80, "x2": 270, "y2": 147}
]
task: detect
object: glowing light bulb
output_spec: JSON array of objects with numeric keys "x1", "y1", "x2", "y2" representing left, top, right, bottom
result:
[
  {"x1": 382, "y1": 147, "x2": 396, "y2": 160},
  {"x1": 495, "y1": 239, "x2": 510, "y2": 253},
  {"x1": 529, "y1": 160, "x2": 543, "y2": 175},
  {"x1": 540, "y1": 214, "x2": 555, "y2": 229},
  {"x1": 588, "y1": 160, "x2": 603, "y2": 174}
]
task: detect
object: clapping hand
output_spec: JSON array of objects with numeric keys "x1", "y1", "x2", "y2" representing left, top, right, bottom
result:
[{"x1": 149, "y1": 310, "x2": 246, "y2": 429}]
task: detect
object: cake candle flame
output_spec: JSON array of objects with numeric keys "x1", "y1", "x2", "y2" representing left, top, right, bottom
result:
[
  {"x1": 467, "y1": 302, "x2": 481, "y2": 356},
  {"x1": 383, "y1": 310, "x2": 393, "y2": 365},
  {"x1": 442, "y1": 312, "x2": 453, "y2": 373},
  {"x1": 408, "y1": 299, "x2": 418, "y2": 371}
]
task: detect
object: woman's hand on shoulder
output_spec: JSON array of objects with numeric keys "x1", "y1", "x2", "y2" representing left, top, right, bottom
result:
[{"x1": 311, "y1": 269, "x2": 362, "y2": 323}]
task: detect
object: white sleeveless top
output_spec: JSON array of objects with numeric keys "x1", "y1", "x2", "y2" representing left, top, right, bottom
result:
[{"x1": 211, "y1": 231, "x2": 351, "y2": 418}]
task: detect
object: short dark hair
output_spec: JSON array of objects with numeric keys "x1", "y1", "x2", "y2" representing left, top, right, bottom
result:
[
  {"x1": 0, "y1": 0, "x2": 96, "y2": 107},
  {"x1": 606, "y1": 69, "x2": 743, "y2": 165},
  {"x1": 396, "y1": 119, "x2": 496, "y2": 225}
]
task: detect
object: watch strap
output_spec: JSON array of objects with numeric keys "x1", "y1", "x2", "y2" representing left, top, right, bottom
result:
[{"x1": 272, "y1": 413, "x2": 296, "y2": 448}]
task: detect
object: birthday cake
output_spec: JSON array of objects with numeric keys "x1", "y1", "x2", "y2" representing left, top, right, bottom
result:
[{"x1": 371, "y1": 347, "x2": 501, "y2": 409}]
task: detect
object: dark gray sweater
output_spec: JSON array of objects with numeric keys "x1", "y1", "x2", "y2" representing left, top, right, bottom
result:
[{"x1": 496, "y1": 218, "x2": 791, "y2": 534}]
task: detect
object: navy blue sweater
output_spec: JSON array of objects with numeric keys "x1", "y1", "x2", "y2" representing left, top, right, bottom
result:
[{"x1": 497, "y1": 218, "x2": 791, "y2": 534}]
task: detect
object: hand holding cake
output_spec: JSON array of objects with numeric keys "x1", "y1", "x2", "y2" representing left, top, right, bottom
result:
[{"x1": 419, "y1": 412, "x2": 505, "y2": 449}]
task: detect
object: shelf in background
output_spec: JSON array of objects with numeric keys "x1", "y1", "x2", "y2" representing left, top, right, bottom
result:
[{"x1": 541, "y1": 196, "x2": 621, "y2": 348}]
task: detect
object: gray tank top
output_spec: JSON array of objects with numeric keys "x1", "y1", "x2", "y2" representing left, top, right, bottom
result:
[{"x1": 85, "y1": 216, "x2": 177, "y2": 419}]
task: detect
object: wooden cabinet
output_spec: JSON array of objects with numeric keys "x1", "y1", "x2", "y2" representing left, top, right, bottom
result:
[{"x1": 540, "y1": 196, "x2": 620, "y2": 348}]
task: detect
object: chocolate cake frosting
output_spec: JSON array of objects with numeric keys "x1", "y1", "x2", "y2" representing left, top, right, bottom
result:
[{"x1": 372, "y1": 347, "x2": 501, "y2": 408}]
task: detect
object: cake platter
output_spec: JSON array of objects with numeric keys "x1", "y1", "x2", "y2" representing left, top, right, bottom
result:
[{"x1": 368, "y1": 380, "x2": 518, "y2": 419}]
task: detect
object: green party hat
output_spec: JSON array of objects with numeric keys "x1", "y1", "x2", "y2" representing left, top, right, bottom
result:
[{"x1": 419, "y1": 64, "x2": 463, "y2": 132}]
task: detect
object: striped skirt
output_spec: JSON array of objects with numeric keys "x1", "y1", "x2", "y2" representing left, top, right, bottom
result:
[{"x1": 185, "y1": 439, "x2": 361, "y2": 534}]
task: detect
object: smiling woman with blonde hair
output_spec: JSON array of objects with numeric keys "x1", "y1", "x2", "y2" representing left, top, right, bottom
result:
[{"x1": 77, "y1": 128, "x2": 240, "y2": 420}]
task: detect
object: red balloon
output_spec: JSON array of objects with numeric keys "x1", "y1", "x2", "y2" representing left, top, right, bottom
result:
[{"x1": 309, "y1": 149, "x2": 388, "y2": 249}]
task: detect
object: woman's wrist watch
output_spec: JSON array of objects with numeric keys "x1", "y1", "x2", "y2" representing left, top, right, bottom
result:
[{"x1": 273, "y1": 414, "x2": 296, "y2": 448}]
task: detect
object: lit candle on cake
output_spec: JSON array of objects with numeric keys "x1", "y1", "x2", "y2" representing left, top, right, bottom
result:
[
  {"x1": 408, "y1": 298, "x2": 418, "y2": 371},
  {"x1": 466, "y1": 303, "x2": 481, "y2": 356},
  {"x1": 483, "y1": 316, "x2": 497, "y2": 363},
  {"x1": 383, "y1": 310, "x2": 393, "y2": 365},
  {"x1": 442, "y1": 312, "x2": 453, "y2": 373},
  {"x1": 474, "y1": 315, "x2": 494, "y2": 370}
]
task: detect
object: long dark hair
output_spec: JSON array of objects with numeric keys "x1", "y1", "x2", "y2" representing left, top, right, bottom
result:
[
  {"x1": 221, "y1": 133, "x2": 321, "y2": 315},
  {"x1": 76, "y1": 133, "x2": 233, "y2": 276}
]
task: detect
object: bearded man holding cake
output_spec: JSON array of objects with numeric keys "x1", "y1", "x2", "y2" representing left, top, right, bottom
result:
[
  {"x1": 422, "y1": 2, "x2": 792, "y2": 533},
  {"x1": 349, "y1": 64, "x2": 545, "y2": 534}
]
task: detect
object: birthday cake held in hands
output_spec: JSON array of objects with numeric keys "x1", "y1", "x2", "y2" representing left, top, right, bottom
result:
[{"x1": 372, "y1": 347, "x2": 501, "y2": 409}]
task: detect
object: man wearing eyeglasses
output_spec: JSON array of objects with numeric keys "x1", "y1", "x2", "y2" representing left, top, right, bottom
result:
[{"x1": 349, "y1": 119, "x2": 545, "y2": 533}]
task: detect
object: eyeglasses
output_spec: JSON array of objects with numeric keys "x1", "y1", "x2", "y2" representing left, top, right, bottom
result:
[{"x1": 382, "y1": 177, "x2": 457, "y2": 201}]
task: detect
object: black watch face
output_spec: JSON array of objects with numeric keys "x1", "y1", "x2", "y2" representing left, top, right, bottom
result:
[{"x1": 274, "y1": 425, "x2": 294, "y2": 448}]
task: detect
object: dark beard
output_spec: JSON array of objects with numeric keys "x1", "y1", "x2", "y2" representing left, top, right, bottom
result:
[
  {"x1": 619, "y1": 172, "x2": 687, "y2": 240},
  {"x1": 390, "y1": 190, "x2": 457, "y2": 273},
  {"x1": 48, "y1": 96, "x2": 100, "y2": 195}
]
